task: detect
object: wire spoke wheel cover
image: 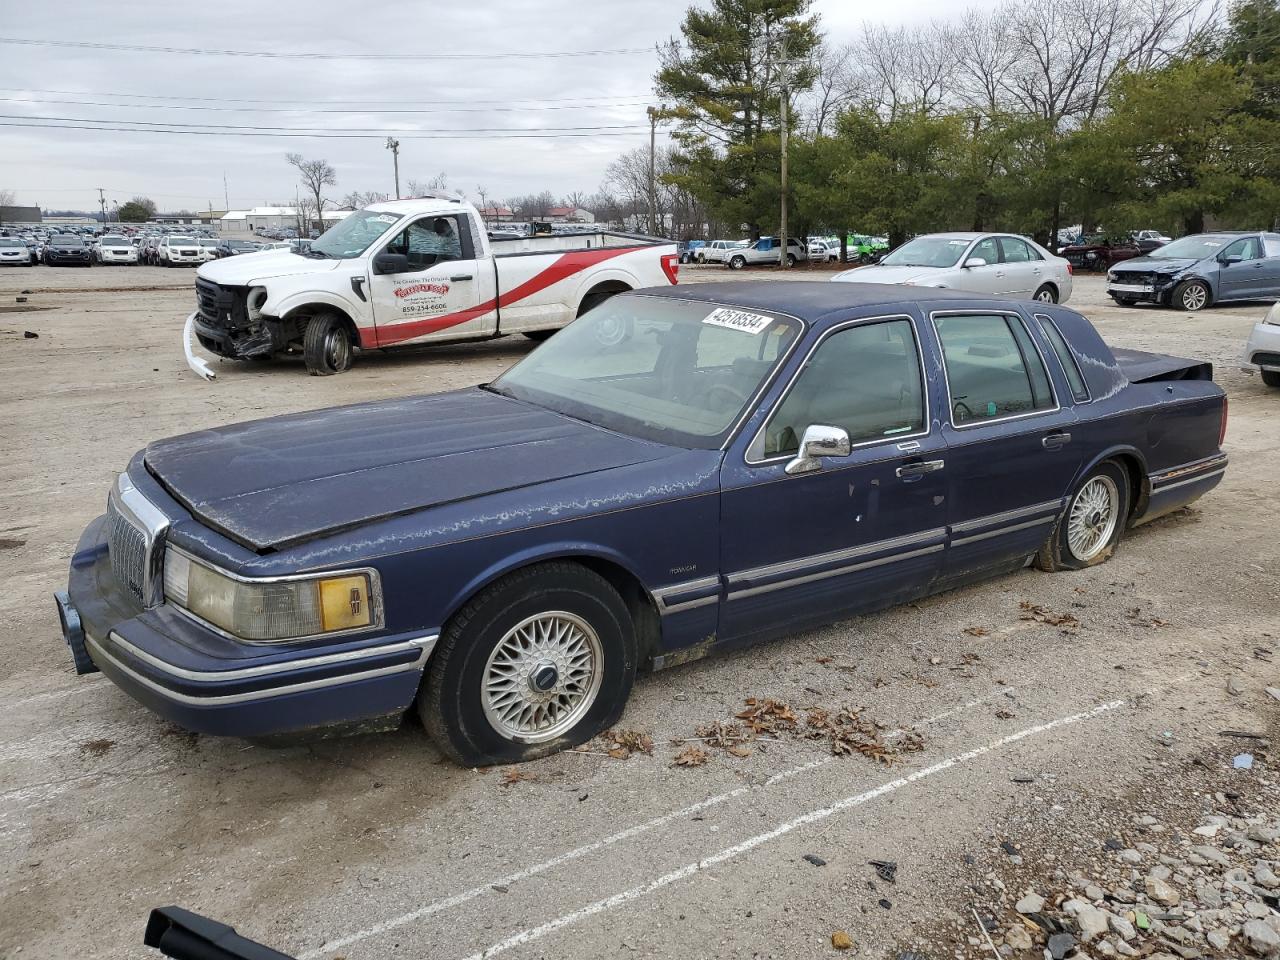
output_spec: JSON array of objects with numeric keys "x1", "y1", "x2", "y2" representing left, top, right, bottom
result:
[
  {"x1": 481, "y1": 611, "x2": 604, "y2": 743},
  {"x1": 1067, "y1": 475, "x2": 1119, "y2": 561}
]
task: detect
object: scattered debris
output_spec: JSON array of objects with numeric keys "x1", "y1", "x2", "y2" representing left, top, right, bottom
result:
[
  {"x1": 1018, "y1": 601, "x2": 1080, "y2": 628},
  {"x1": 672, "y1": 745, "x2": 709, "y2": 767},
  {"x1": 1266, "y1": 687, "x2": 1280, "y2": 703},
  {"x1": 964, "y1": 626, "x2": 991, "y2": 637},
  {"x1": 1227, "y1": 677, "x2": 1244, "y2": 696},
  {"x1": 79, "y1": 738, "x2": 114, "y2": 757},
  {"x1": 879, "y1": 898, "x2": 893, "y2": 910},
  {"x1": 491, "y1": 883, "x2": 509, "y2": 893},
  {"x1": 995, "y1": 709, "x2": 1015, "y2": 720},
  {"x1": 803, "y1": 854, "x2": 827, "y2": 867},
  {"x1": 1012, "y1": 775, "x2": 1035, "y2": 783},
  {"x1": 831, "y1": 930, "x2": 853, "y2": 950},
  {"x1": 1047, "y1": 931, "x2": 1076, "y2": 959},
  {"x1": 601, "y1": 729, "x2": 654, "y2": 759},
  {"x1": 1220, "y1": 730, "x2": 1266, "y2": 740},
  {"x1": 1233, "y1": 753, "x2": 1254, "y2": 769},
  {"x1": 499, "y1": 768, "x2": 535, "y2": 787},
  {"x1": 1125, "y1": 607, "x2": 1170, "y2": 627},
  {"x1": 870, "y1": 860, "x2": 898, "y2": 883},
  {"x1": 23, "y1": 330, "x2": 38, "y2": 339}
]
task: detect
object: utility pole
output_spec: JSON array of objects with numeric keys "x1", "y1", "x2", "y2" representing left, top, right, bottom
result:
[
  {"x1": 645, "y1": 107, "x2": 661, "y2": 236},
  {"x1": 386, "y1": 137, "x2": 401, "y2": 199},
  {"x1": 97, "y1": 187, "x2": 107, "y2": 225},
  {"x1": 223, "y1": 171, "x2": 229, "y2": 211}
]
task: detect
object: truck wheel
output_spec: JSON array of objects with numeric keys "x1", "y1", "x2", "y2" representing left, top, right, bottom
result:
[
  {"x1": 419, "y1": 562, "x2": 637, "y2": 766},
  {"x1": 1261, "y1": 370, "x2": 1280, "y2": 388},
  {"x1": 786, "y1": 253, "x2": 797, "y2": 267},
  {"x1": 1035, "y1": 461, "x2": 1130, "y2": 572},
  {"x1": 728, "y1": 255, "x2": 746, "y2": 270},
  {"x1": 1172, "y1": 279, "x2": 1209, "y2": 312},
  {"x1": 303, "y1": 313, "x2": 355, "y2": 375}
]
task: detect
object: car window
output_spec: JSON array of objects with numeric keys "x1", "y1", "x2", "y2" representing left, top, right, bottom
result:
[
  {"x1": 999, "y1": 237, "x2": 1040, "y2": 262},
  {"x1": 385, "y1": 215, "x2": 467, "y2": 267},
  {"x1": 934, "y1": 313, "x2": 1055, "y2": 425},
  {"x1": 1035, "y1": 315, "x2": 1090, "y2": 403},
  {"x1": 970, "y1": 237, "x2": 1000, "y2": 265},
  {"x1": 1264, "y1": 235, "x2": 1280, "y2": 258},
  {"x1": 1221, "y1": 236, "x2": 1261, "y2": 261},
  {"x1": 763, "y1": 319, "x2": 925, "y2": 457}
]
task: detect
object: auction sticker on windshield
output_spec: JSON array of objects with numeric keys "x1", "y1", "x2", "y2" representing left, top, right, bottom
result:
[{"x1": 703, "y1": 307, "x2": 772, "y2": 335}]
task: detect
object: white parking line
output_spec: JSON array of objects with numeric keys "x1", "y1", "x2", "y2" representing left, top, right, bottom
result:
[
  {"x1": 461, "y1": 698, "x2": 1125, "y2": 960},
  {"x1": 300, "y1": 688, "x2": 1008, "y2": 959}
]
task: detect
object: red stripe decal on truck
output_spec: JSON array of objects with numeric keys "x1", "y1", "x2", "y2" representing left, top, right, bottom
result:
[{"x1": 368, "y1": 246, "x2": 641, "y2": 348}]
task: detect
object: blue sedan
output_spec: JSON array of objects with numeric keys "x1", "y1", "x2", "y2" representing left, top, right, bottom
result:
[
  {"x1": 57, "y1": 283, "x2": 1228, "y2": 765},
  {"x1": 1107, "y1": 231, "x2": 1280, "y2": 310}
]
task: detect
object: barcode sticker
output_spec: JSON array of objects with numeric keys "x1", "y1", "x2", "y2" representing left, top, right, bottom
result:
[{"x1": 702, "y1": 307, "x2": 772, "y2": 335}]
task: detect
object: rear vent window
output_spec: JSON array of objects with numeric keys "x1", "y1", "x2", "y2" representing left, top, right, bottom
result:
[{"x1": 1036, "y1": 315, "x2": 1090, "y2": 403}]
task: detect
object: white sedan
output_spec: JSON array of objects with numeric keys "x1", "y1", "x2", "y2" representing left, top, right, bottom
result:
[{"x1": 832, "y1": 232, "x2": 1073, "y2": 304}]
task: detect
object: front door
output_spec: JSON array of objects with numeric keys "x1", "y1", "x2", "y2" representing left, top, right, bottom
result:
[
  {"x1": 1218, "y1": 236, "x2": 1276, "y2": 301},
  {"x1": 997, "y1": 236, "x2": 1043, "y2": 298},
  {"x1": 928, "y1": 309, "x2": 1081, "y2": 584},
  {"x1": 960, "y1": 236, "x2": 1010, "y2": 296},
  {"x1": 368, "y1": 212, "x2": 496, "y2": 348},
  {"x1": 719, "y1": 314, "x2": 948, "y2": 641}
]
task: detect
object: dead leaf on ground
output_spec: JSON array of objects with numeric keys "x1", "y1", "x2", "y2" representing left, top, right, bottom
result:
[
  {"x1": 1125, "y1": 607, "x2": 1170, "y2": 628},
  {"x1": 735, "y1": 698, "x2": 800, "y2": 734},
  {"x1": 727, "y1": 744, "x2": 753, "y2": 758},
  {"x1": 995, "y1": 709, "x2": 1015, "y2": 720},
  {"x1": 499, "y1": 768, "x2": 536, "y2": 787},
  {"x1": 601, "y1": 728, "x2": 654, "y2": 758},
  {"x1": 673, "y1": 745, "x2": 709, "y2": 767},
  {"x1": 79, "y1": 739, "x2": 114, "y2": 757},
  {"x1": 815, "y1": 655, "x2": 833, "y2": 664},
  {"x1": 964, "y1": 626, "x2": 990, "y2": 637},
  {"x1": 1019, "y1": 601, "x2": 1080, "y2": 628}
]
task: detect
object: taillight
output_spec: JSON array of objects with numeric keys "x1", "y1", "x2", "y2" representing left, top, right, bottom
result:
[
  {"x1": 660, "y1": 253, "x2": 679, "y2": 285},
  {"x1": 1066, "y1": 263, "x2": 1073, "y2": 276},
  {"x1": 1219, "y1": 397, "x2": 1228, "y2": 447}
]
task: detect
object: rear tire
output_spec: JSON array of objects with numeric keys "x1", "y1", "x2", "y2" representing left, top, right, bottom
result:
[
  {"x1": 1035, "y1": 461, "x2": 1131, "y2": 572},
  {"x1": 419, "y1": 562, "x2": 637, "y2": 766},
  {"x1": 303, "y1": 312, "x2": 355, "y2": 375},
  {"x1": 1173, "y1": 279, "x2": 1210, "y2": 312},
  {"x1": 1033, "y1": 284, "x2": 1058, "y2": 303},
  {"x1": 1261, "y1": 370, "x2": 1280, "y2": 389},
  {"x1": 786, "y1": 253, "x2": 797, "y2": 267}
]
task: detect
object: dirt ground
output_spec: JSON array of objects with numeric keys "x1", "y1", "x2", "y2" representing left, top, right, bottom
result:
[{"x1": 1, "y1": 262, "x2": 1277, "y2": 960}]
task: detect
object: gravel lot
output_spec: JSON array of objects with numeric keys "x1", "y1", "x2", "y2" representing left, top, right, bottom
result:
[{"x1": 1, "y1": 262, "x2": 1277, "y2": 960}]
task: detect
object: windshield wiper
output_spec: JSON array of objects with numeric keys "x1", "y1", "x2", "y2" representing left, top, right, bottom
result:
[{"x1": 304, "y1": 248, "x2": 332, "y2": 259}]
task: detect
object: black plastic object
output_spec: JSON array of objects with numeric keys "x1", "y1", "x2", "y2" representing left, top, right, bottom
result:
[{"x1": 144, "y1": 907, "x2": 297, "y2": 960}]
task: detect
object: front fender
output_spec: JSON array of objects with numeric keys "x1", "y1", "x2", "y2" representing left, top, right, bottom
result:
[
  {"x1": 269, "y1": 288, "x2": 363, "y2": 322},
  {"x1": 440, "y1": 540, "x2": 655, "y2": 627}
]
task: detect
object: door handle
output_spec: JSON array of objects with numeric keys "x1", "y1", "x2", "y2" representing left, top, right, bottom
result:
[
  {"x1": 449, "y1": 273, "x2": 474, "y2": 281},
  {"x1": 896, "y1": 459, "x2": 945, "y2": 478},
  {"x1": 1042, "y1": 431, "x2": 1072, "y2": 450}
]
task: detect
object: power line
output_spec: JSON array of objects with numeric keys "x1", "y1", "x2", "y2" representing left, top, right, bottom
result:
[
  {"x1": 0, "y1": 37, "x2": 650, "y2": 60},
  {"x1": 0, "y1": 113, "x2": 650, "y2": 134},
  {"x1": 0, "y1": 87, "x2": 655, "y2": 106},
  {"x1": 0, "y1": 96, "x2": 655, "y2": 115},
  {"x1": 0, "y1": 120, "x2": 671, "y2": 140}
]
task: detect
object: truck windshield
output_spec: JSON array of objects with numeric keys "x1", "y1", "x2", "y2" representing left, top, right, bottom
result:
[
  {"x1": 310, "y1": 209, "x2": 404, "y2": 259},
  {"x1": 490, "y1": 295, "x2": 801, "y2": 449}
]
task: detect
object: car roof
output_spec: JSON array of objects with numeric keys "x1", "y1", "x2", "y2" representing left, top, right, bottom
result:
[{"x1": 637, "y1": 280, "x2": 1018, "y2": 322}]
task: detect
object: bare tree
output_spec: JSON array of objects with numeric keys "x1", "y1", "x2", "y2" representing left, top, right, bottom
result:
[
  {"x1": 0, "y1": 188, "x2": 16, "y2": 207},
  {"x1": 286, "y1": 153, "x2": 336, "y2": 232},
  {"x1": 341, "y1": 190, "x2": 389, "y2": 208},
  {"x1": 406, "y1": 172, "x2": 450, "y2": 196},
  {"x1": 951, "y1": 10, "x2": 1020, "y2": 115},
  {"x1": 802, "y1": 43, "x2": 866, "y2": 136},
  {"x1": 854, "y1": 22, "x2": 957, "y2": 118}
]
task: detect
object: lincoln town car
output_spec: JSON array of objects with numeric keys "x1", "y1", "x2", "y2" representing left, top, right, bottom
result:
[{"x1": 56, "y1": 283, "x2": 1228, "y2": 765}]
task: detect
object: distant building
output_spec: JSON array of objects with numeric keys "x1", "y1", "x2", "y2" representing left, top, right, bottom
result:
[
  {"x1": 546, "y1": 206, "x2": 594, "y2": 223},
  {"x1": 478, "y1": 206, "x2": 515, "y2": 223},
  {"x1": 0, "y1": 205, "x2": 43, "y2": 224}
]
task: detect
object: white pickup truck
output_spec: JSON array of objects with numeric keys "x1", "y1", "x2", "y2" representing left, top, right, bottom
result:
[{"x1": 185, "y1": 195, "x2": 679, "y2": 377}]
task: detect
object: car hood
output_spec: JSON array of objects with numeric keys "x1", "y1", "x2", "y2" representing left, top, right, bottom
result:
[
  {"x1": 197, "y1": 249, "x2": 343, "y2": 285},
  {"x1": 144, "y1": 388, "x2": 676, "y2": 551},
  {"x1": 833, "y1": 264, "x2": 945, "y2": 285},
  {"x1": 1110, "y1": 256, "x2": 1200, "y2": 273}
]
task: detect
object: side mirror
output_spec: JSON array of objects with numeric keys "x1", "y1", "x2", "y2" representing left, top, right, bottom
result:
[
  {"x1": 963, "y1": 257, "x2": 987, "y2": 269},
  {"x1": 786, "y1": 424, "x2": 852, "y2": 476},
  {"x1": 1220, "y1": 254, "x2": 1243, "y2": 265},
  {"x1": 372, "y1": 252, "x2": 411, "y2": 275}
]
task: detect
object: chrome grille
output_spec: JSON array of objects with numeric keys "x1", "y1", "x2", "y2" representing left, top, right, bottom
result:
[{"x1": 106, "y1": 495, "x2": 148, "y2": 604}]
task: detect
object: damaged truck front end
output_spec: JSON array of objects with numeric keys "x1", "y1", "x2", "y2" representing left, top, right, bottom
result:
[{"x1": 187, "y1": 278, "x2": 303, "y2": 380}]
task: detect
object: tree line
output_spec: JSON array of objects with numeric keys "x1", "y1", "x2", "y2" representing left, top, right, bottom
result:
[{"x1": 653, "y1": 0, "x2": 1280, "y2": 248}]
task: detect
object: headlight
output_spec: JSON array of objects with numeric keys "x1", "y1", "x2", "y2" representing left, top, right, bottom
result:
[
  {"x1": 163, "y1": 547, "x2": 381, "y2": 642},
  {"x1": 1266, "y1": 302, "x2": 1280, "y2": 326}
]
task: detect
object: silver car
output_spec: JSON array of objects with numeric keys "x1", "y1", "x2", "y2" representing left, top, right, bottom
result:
[
  {"x1": 832, "y1": 232, "x2": 1073, "y2": 304},
  {"x1": 1243, "y1": 300, "x2": 1280, "y2": 389}
]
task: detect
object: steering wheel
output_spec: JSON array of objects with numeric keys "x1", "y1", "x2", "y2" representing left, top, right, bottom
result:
[{"x1": 705, "y1": 382, "x2": 750, "y2": 413}]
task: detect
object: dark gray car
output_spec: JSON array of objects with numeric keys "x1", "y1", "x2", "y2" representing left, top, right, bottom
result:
[{"x1": 1106, "y1": 231, "x2": 1280, "y2": 311}]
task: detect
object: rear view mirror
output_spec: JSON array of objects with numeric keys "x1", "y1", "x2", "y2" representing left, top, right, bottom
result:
[
  {"x1": 372, "y1": 252, "x2": 411, "y2": 275},
  {"x1": 963, "y1": 257, "x2": 987, "y2": 269},
  {"x1": 786, "y1": 424, "x2": 852, "y2": 475}
]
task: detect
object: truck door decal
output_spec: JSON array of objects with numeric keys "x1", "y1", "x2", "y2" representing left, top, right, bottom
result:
[{"x1": 370, "y1": 246, "x2": 641, "y2": 347}]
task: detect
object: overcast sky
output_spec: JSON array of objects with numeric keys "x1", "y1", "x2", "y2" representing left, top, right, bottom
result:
[{"x1": 0, "y1": 0, "x2": 954, "y2": 215}]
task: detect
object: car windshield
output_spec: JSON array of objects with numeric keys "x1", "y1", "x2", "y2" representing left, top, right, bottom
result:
[
  {"x1": 169, "y1": 237, "x2": 195, "y2": 244},
  {"x1": 1148, "y1": 235, "x2": 1236, "y2": 259},
  {"x1": 199, "y1": 239, "x2": 218, "y2": 247},
  {"x1": 491, "y1": 295, "x2": 802, "y2": 449},
  {"x1": 101, "y1": 236, "x2": 127, "y2": 245},
  {"x1": 53, "y1": 238, "x2": 82, "y2": 247},
  {"x1": 0, "y1": 239, "x2": 21, "y2": 247},
  {"x1": 309, "y1": 208, "x2": 403, "y2": 259},
  {"x1": 880, "y1": 236, "x2": 970, "y2": 268}
]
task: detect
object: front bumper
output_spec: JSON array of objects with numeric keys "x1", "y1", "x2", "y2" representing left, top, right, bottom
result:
[
  {"x1": 1242, "y1": 321, "x2": 1280, "y2": 374},
  {"x1": 58, "y1": 514, "x2": 436, "y2": 739}
]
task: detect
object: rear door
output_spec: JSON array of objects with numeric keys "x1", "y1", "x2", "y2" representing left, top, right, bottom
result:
[
  {"x1": 367, "y1": 212, "x2": 495, "y2": 348},
  {"x1": 927, "y1": 308, "x2": 1080, "y2": 586}
]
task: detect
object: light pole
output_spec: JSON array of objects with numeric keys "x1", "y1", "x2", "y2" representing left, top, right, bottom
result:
[{"x1": 386, "y1": 137, "x2": 401, "y2": 199}]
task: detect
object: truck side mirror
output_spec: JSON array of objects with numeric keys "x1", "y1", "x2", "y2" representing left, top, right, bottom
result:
[{"x1": 372, "y1": 252, "x2": 412, "y2": 275}]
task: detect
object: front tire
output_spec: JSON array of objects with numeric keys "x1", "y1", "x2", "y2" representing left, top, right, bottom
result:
[
  {"x1": 1036, "y1": 461, "x2": 1130, "y2": 571},
  {"x1": 786, "y1": 253, "x2": 797, "y2": 267},
  {"x1": 1173, "y1": 279, "x2": 1210, "y2": 312},
  {"x1": 728, "y1": 255, "x2": 746, "y2": 270},
  {"x1": 1261, "y1": 370, "x2": 1280, "y2": 389},
  {"x1": 419, "y1": 562, "x2": 637, "y2": 766},
  {"x1": 303, "y1": 312, "x2": 355, "y2": 375},
  {"x1": 1033, "y1": 284, "x2": 1058, "y2": 303}
]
